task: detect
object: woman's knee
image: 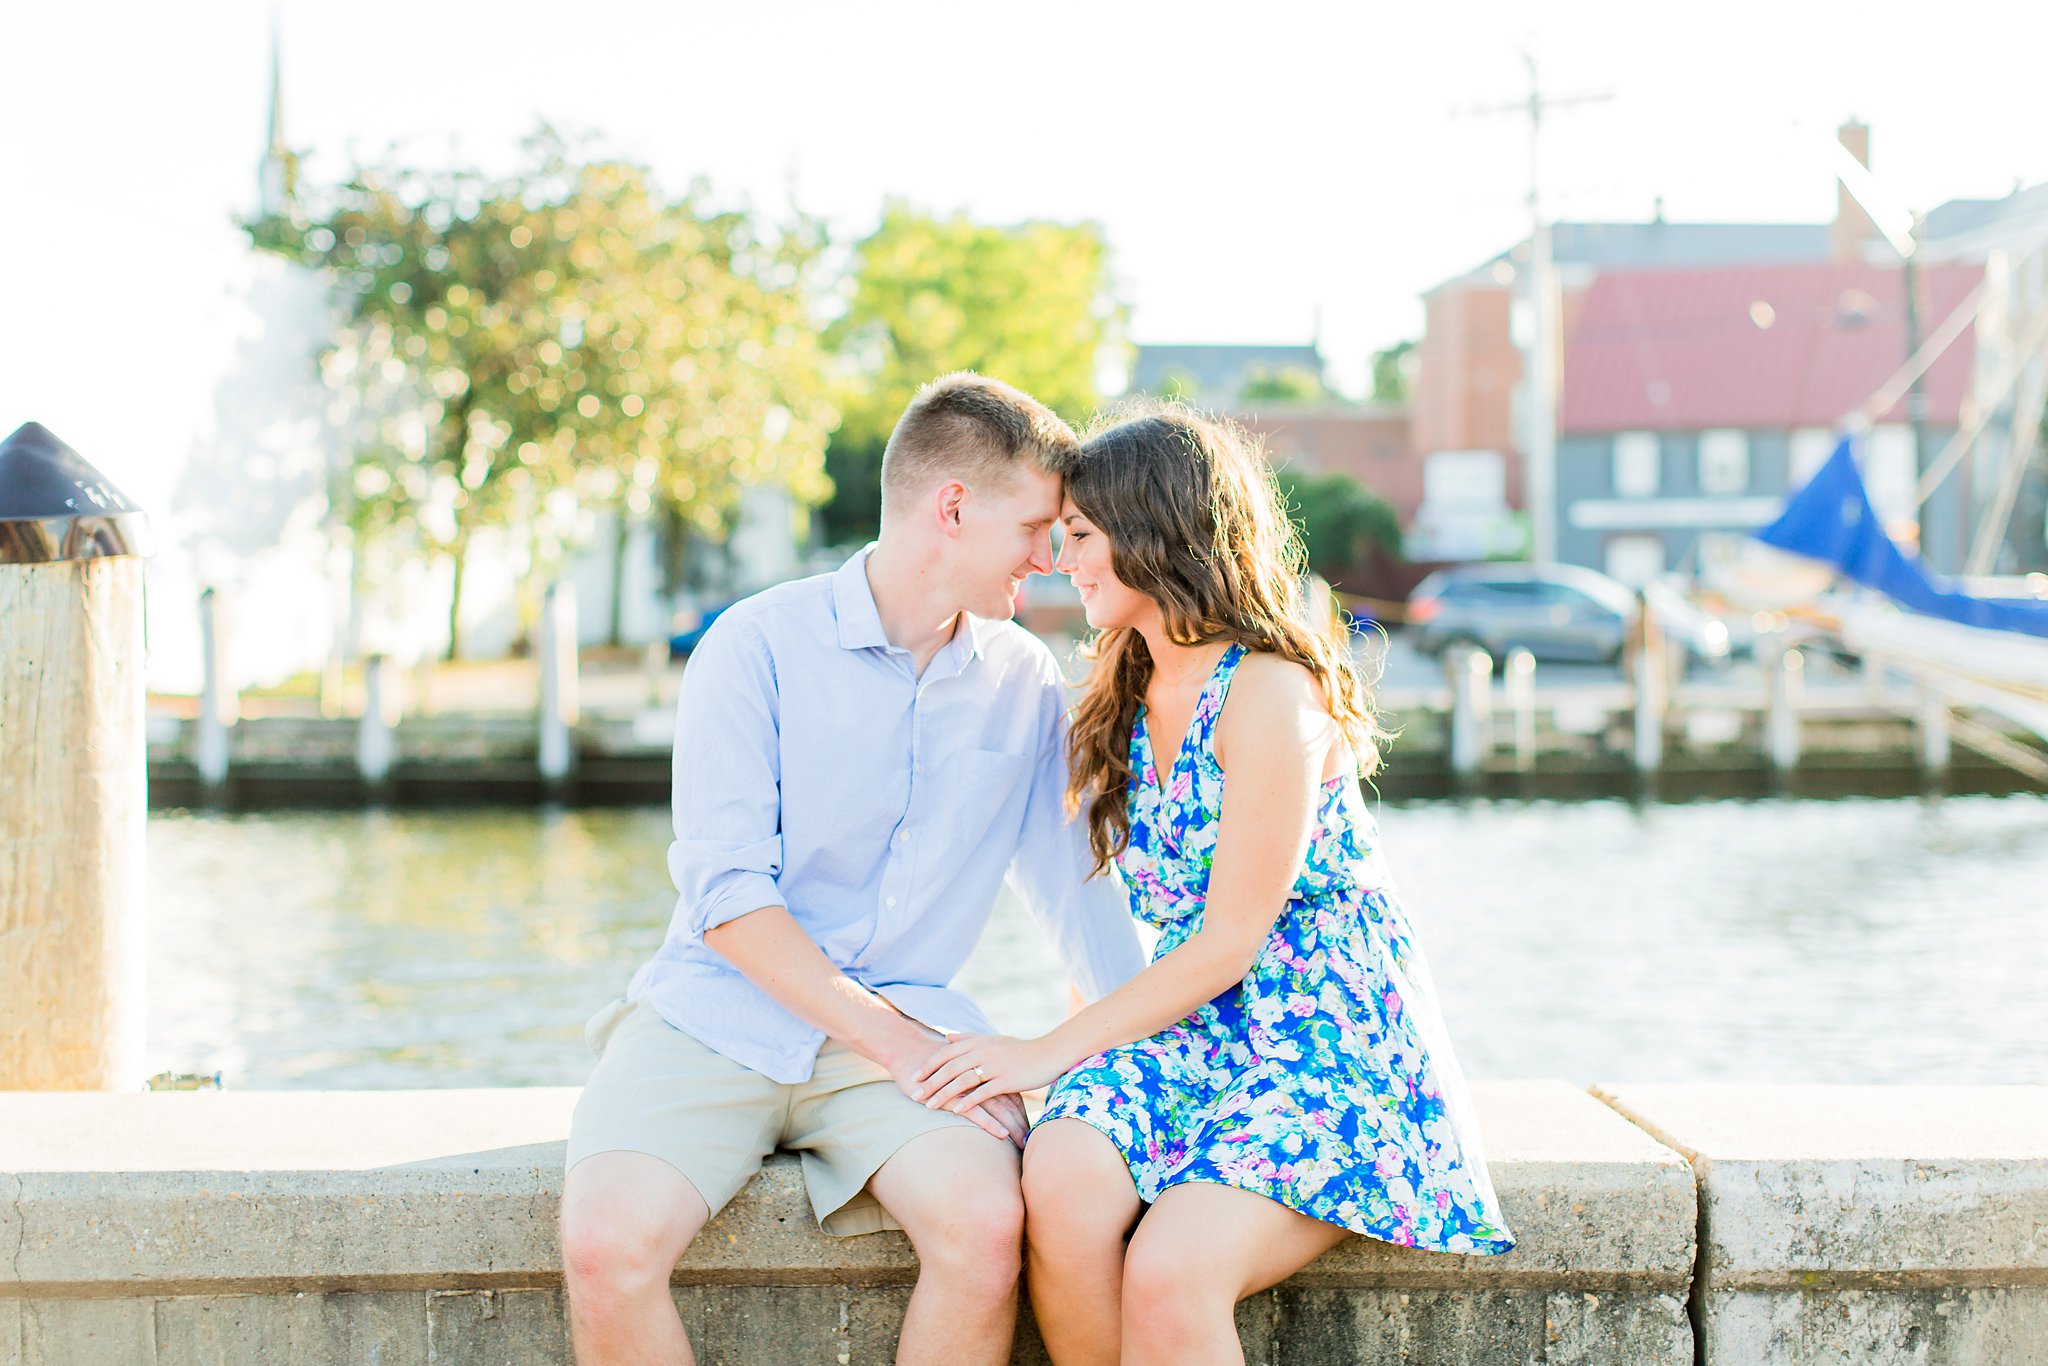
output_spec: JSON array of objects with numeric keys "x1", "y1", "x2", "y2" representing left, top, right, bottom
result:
[{"x1": 1022, "y1": 1122, "x2": 1139, "y2": 1240}]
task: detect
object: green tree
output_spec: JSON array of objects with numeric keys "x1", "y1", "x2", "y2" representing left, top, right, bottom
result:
[
  {"x1": 819, "y1": 204, "x2": 1124, "y2": 544},
  {"x1": 1238, "y1": 365, "x2": 1326, "y2": 404},
  {"x1": 1276, "y1": 470, "x2": 1404, "y2": 581},
  {"x1": 249, "y1": 130, "x2": 835, "y2": 657},
  {"x1": 1370, "y1": 340, "x2": 1417, "y2": 405}
]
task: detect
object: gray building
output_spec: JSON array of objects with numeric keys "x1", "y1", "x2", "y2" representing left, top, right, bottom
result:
[{"x1": 1127, "y1": 343, "x2": 1327, "y2": 406}]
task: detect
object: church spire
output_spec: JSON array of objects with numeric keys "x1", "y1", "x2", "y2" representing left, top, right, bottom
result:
[{"x1": 258, "y1": 12, "x2": 296, "y2": 218}]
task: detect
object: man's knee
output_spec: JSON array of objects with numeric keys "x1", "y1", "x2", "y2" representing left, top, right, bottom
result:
[
  {"x1": 881, "y1": 1133, "x2": 1026, "y2": 1293},
  {"x1": 560, "y1": 1153, "x2": 710, "y2": 1300}
]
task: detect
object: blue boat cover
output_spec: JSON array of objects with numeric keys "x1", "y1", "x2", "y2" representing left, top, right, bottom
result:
[{"x1": 1754, "y1": 434, "x2": 2048, "y2": 639}]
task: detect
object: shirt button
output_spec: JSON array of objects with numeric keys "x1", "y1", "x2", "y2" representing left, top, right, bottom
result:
[
  {"x1": 897, "y1": 830, "x2": 911, "y2": 843},
  {"x1": 886, "y1": 896, "x2": 898, "y2": 908}
]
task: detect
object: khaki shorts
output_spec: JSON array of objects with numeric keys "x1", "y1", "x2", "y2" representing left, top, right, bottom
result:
[{"x1": 565, "y1": 998, "x2": 980, "y2": 1236}]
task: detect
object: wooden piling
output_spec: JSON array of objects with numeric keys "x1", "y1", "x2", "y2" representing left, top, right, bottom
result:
[
  {"x1": 539, "y1": 581, "x2": 579, "y2": 799},
  {"x1": 1917, "y1": 682, "x2": 1952, "y2": 778},
  {"x1": 0, "y1": 423, "x2": 152, "y2": 1089},
  {"x1": 1766, "y1": 646, "x2": 1805, "y2": 771},
  {"x1": 1505, "y1": 648, "x2": 1537, "y2": 772},
  {"x1": 1633, "y1": 598, "x2": 1666, "y2": 773},
  {"x1": 195, "y1": 586, "x2": 236, "y2": 795},
  {"x1": 1447, "y1": 645, "x2": 1493, "y2": 783},
  {"x1": 358, "y1": 653, "x2": 400, "y2": 797}
]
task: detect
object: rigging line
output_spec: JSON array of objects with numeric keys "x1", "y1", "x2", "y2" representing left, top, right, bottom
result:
[
  {"x1": 1842, "y1": 276, "x2": 1990, "y2": 436},
  {"x1": 1964, "y1": 360, "x2": 2048, "y2": 575},
  {"x1": 1913, "y1": 307, "x2": 2048, "y2": 507}
]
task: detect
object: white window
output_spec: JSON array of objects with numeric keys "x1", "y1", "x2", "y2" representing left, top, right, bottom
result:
[
  {"x1": 1698, "y1": 430, "x2": 1750, "y2": 495},
  {"x1": 1422, "y1": 449, "x2": 1507, "y2": 506},
  {"x1": 1604, "y1": 534, "x2": 1667, "y2": 587},
  {"x1": 1789, "y1": 428, "x2": 1836, "y2": 487},
  {"x1": 1613, "y1": 431, "x2": 1660, "y2": 497}
]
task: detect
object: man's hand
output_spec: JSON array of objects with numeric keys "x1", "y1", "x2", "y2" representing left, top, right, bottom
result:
[
  {"x1": 911, "y1": 1032, "x2": 1068, "y2": 1116},
  {"x1": 878, "y1": 1024, "x2": 1028, "y2": 1148},
  {"x1": 975, "y1": 1092, "x2": 1030, "y2": 1149}
]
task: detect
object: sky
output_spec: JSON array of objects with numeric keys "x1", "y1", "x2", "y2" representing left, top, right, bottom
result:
[{"x1": 4, "y1": 0, "x2": 2047, "y2": 532}]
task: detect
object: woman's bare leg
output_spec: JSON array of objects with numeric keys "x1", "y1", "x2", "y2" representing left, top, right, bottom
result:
[
  {"x1": 1021, "y1": 1119, "x2": 1144, "y2": 1366},
  {"x1": 1120, "y1": 1183, "x2": 1348, "y2": 1366}
]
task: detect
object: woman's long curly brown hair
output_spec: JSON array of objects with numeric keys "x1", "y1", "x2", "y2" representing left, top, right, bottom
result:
[{"x1": 1064, "y1": 401, "x2": 1385, "y2": 876}]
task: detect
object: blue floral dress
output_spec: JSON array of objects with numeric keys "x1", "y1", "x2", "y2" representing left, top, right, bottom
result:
[{"x1": 1035, "y1": 644, "x2": 1514, "y2": 1254}]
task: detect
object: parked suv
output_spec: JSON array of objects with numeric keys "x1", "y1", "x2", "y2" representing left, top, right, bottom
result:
[{"x1": 1407, "y1": 563, "x2": 1728, "y2": 667}]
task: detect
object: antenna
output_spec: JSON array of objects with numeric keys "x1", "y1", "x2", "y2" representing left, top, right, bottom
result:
[{"x1": 1462, "y1": 52, "x2": 1614, "y2": 564}]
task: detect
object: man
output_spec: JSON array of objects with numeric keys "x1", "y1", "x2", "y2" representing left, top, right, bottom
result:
[{"x1": 560, "y1": 372, "x2": 1145, "y2": 1365}]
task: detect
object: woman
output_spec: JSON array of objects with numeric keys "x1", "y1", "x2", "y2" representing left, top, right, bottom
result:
[{"x1": 913, "y1": 404, "x2": 1514, "y2": 1365}]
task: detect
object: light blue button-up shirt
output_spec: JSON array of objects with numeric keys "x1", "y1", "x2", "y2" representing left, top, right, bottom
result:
[{"x1": 626, "y1": 549, "x2": 1146, "y2": 1083}]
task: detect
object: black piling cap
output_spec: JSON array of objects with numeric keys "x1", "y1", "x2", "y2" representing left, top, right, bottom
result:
[{"x1": 0, "y1": 422, "x2": 152, "y2": 563}]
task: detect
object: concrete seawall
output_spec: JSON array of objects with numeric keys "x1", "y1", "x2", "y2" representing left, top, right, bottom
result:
[{"x1": 1, "y1": 1083, "x2": 2041, "y2": 1363}]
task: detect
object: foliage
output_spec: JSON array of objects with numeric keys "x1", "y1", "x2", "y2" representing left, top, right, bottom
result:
[
  {"x1": 248, "y1": 129, "x2": 835, "y2": 656},
  {"x1": 818, "y1": 204, "x2": 1124, "y2": 544},
  {"x1": 1370, "y1": 340, "x2": 1417, "y2": 406},
  {"x1": 1238, "y1": 364, "x2": 1326, "y2": 404},
  {"x1": 1276, "y1": 469, "x2": 1404, "y2": 579}
]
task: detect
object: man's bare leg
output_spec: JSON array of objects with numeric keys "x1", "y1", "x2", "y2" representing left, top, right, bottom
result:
[
  {"x1": 561, "y1": 1151, "x2": 712, "y2": 1366},
  {"x1": 866, "y1": 1126, "x2": 1026, "y2": 1366}
]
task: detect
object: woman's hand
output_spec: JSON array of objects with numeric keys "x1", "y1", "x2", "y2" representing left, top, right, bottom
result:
[{"x1": 912, "y1": 1033, "x2": 1067, "y2": 1114}]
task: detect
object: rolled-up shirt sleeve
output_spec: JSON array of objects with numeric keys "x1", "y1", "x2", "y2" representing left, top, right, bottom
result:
[
  {"x1": 1007, "y1": 670, "x2": 1146, "y2": 1001},
  {"x1": 666, "y1": 615, "x2": 787, "y2": 937}
]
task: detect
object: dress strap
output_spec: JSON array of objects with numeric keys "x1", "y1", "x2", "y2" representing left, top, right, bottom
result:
[{"x1": 1192, "y1": 641, "x2": 1249, "y2": 746}]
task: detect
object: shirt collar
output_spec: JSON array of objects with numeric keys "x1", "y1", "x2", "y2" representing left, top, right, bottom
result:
[
  {"x1": 832, "y1": 546, "x2": 891, "y2": 651},
  {"x1": 831, "y1": 544, "x2": 992, "y2": 667}
]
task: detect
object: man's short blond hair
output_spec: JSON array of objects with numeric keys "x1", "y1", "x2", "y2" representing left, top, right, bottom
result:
[{"x1": 880, "y1": 372, "x2": 1078, "y2": 510}]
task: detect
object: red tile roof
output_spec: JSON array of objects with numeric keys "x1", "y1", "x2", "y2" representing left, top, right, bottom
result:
[{"x1": 1559, "y1": 262, "x2": 1981, "y2": 433}]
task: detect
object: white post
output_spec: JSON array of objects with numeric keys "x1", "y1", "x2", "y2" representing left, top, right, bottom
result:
[
  {"x1": 1505, "y1": 648, "x2": 1537, "y2": 772},
  {"x1": 1633, "y1": 595, "x2": 1665, "y2": 773},
  {"x1": 0, "y1": 421, "x2": 152, "y2": 1090},
  {"x1": 196, "y1": 586, "x2": 237, "y2": 795},
  {"x1": 1766, "y1": 646, "x2": 1805, "y2": 771},
  {"x1": 1918, "y1": 682, "x2": 1952, "y2": 776},
  {"x1": 358, "y1": 653, "x2": 400, "y2": 794},
  {"x1": 643, "y1": 639, "x2": 668, "y2": 711},
  {"x1": 1447, "y1": 645, "x2": 1493, "y2": 781},
  {"x1": 539, "y1": 580, "x2": 579, "y2": 797}
]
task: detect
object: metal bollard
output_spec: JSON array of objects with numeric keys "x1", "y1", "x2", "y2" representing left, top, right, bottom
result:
[
  {"x1": 539, "y1": 580, "x2": 580, "y2": 799},
  {"x1": 1446, "y1": 645, "x2": 1493, "y2": 782},
  {"x1": 0, "y1": 422, "x2": 154, "y2": 1089}
]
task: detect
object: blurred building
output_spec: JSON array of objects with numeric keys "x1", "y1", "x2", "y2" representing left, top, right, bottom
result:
[
  {"x1": 156, "y1": 31, "x2": 812, "y2": 689},
  {"x1": 1126, "y1": 342, "x2": 1425, "y2": 511},
  {"x1": 1128, "y1": 343, "x2": 1329, "y2": 408},
  {"x1": 1409, "y1": 214, "x2": 1837, "y2": 562},
  {"x1": 1409, "y1": 120, "x2": 2048, "y2": 579},
  {"x1": 1556, "y1": 261, "x2": 1980, "y2": 584},
  {"x1": 1919, "y1": 182, "x2": 2048, "y2": 574},
  {"x1": 1231, "y1": 402, "x2": 1418, "y2": 520}
]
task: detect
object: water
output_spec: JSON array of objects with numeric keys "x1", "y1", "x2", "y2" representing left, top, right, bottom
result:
[{"x1": 143, "y1": 796, "x2": 2048, "y2": 1090}]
